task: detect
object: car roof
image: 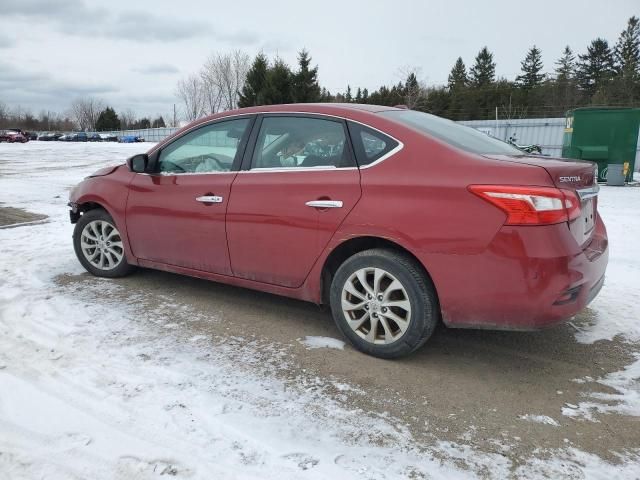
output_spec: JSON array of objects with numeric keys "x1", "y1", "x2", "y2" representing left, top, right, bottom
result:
[
  {"x1": 227, "y1": 103, "x2": 401, "y2": 115},
  {"x1": 182, "y1": 103, "x2": 404, "y2": 133}
]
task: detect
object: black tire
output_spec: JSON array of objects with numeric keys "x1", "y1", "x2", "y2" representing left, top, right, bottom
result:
[
  {"x1": 330, "y1": 248, "x2": 439, "y2": 359},
  {"x1": 73, "y1": 208, "x2": 135, "y2": 278}
]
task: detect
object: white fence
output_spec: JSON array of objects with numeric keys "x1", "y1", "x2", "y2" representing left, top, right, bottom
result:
[
  {"x1": 98, "y1": 127, "x2": 179, "y2": 142},
  {"x1": 458, "y1": 118, "x2": 567, "y2": 157}
]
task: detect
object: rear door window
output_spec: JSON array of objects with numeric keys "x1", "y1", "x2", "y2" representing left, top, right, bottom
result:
[{"x1": 250, "y1": 116, "x2": 354, "y2": 169}]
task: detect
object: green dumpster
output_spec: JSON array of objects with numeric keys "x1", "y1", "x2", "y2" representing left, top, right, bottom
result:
[{"x1": 562, "y1": 107, "x2": 640, "y2": 183}]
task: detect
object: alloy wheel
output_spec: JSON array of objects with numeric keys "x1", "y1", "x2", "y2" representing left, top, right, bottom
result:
[
  {"x1": 80, "y1": 220, "x2": 124, "y2": 271},
  {"x1": 341, "y1": 267, "x2": 412, "y2": 345}
]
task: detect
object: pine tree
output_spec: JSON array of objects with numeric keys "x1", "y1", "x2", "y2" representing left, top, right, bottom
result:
[
  {"x1": 238, "y1": 53, "x2": 269, "y2": 107},
  {"x1": 362, "y1": 88, "x2": 369, "y2": 103},
  {"x1": 555, "y1": 46, "x2": 576, "y2": 81},
  {"x1": 152, "y1": 116, "x2": 166, "y2": 128},
  {"x1": 576, "y1": 38, "x2": 615, "y2": 98},
  {"x1": 345, "y1": 85, "x2": 352, "y2": 103},
  {"x1": 614, "y1": 16, "x2": 640, "y2": 78},
  {"x1": 404, "y1": 72, "x2": 424, "y2": 109},
  {"x1": 263, "y1": 58, "x2": 293, "y2": 105},
  {"x1": 355, "y1": 87, "x2": 362, "y2": 103},
  {"x1": 95, "y1": 107, "x2": 120, "y2": 131},
  {"x1": 292, "y1": 49, "x2": 321, "y2": 103},
  {"x1": 135, "y1": 118, "x2": 151, "y2": 129},
  {"x1": 611, "y1": 17, "x2": 640, "y2": 102},
  {"x1": 516, "y1": 46, "x2": 545, "y2": 89},
  {"x1": 469, "y1": 47, "x2": 496, "y2": 88},
  {"x1": 319, "y1": 87, "x2": 332, "y2": 102},
  {"x1": 553, "y1": 46, "x2": 579, "y2": 113},
  {"x1": 448, "y1": 57, "x2": 468, "y2": 90}
]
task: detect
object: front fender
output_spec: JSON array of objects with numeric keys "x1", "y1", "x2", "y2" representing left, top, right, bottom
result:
[{"x1": 69, "y1": 166, "x2": 136, "y2": 263}]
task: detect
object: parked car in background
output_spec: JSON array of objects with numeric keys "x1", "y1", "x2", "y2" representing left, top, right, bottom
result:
[
  {"x1": 119, "y1": 135, "x2": 145, "y2": 143},
  {"x1": 38, "y1": 132, "x2": 54, "y2": 141},
  {"x1": 88, "y1": 133, "x2": 102, "y2": 142},
  {"x1": 59, "y1": 133, "x2": 74, "y2": 141},
  {"x1": 25, "y1": 131, "x2": 38, "y2": 141},
  {"x1": 68, "y1": 104, "x2": 608, "y2": 359},
  {"x1": 0, "y1": 130, "x2": 28, "y2": 143},
  {"x1": 73, "y1": 132, "x2": 88, "y2": 142},
  {"x1": 101, "y1": 133, "x2": 119, "y2": 142}
]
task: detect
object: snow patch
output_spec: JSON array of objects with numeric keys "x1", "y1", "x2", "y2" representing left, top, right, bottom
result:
[
  {"x1": 518, "y1": 414, "x2": 560, "y2": 427},
  {"x1": 562, "y1": 354, "x2": 640, "y2": 421},
  {"x1": 574, "y1": 186, "x2": 640, "y2": 345},
  {"x1": 299, "y1": 336, "x2": 346, "y2": 350}
]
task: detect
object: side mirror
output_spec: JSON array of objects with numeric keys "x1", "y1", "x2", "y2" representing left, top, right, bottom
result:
[{"x1": 127, "y1": 154, "x2": 149, "y2": 173}]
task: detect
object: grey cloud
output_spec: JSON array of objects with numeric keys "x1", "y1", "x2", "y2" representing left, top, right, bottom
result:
[
  {"x1": 4, "y1": 0, "x2": 107, "y2": 24},
  {"x1": 0, "y1": 33, "x2": 14, "y2": 48},
  {"x1": 119, "y1": 93, "x2": 177, "y2": 105},
  {"x1": 106, "y1": 11, "x2": 210, "y2": 42},
  {"x1": 0, "y1": 0, "x2": 256, "y2": 44},
  {"x1": 133, "y1": 64, "x2": 181, "y2": 75},
  {"x1": 0, "y1": 61, "x2": 117, "y2": 101}
]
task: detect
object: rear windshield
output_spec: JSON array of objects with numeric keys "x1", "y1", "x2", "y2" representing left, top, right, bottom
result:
[{"x1": 380, "y1": 110, "x2": 524, "y2": 156}]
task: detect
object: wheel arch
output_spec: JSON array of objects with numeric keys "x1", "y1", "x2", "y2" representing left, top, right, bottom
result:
[
  {"x1": 320, "y1": 236, "x2": 440, "y2": 308},
  {"x1": 76, "y1": 201, "x2": 106, "y2": 215}
]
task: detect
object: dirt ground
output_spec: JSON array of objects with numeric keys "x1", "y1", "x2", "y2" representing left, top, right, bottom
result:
[
  {"x1": 0, "y1": 205, "x2": 47, "y2": 227},
  {"x1": 57, "y1": 267, "x2": 640, "y2": 468}
]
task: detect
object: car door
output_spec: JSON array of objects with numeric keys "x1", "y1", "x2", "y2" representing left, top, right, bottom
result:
[
  {"x1": 226, "y1": 114, "x2": 362, "y2": 288},
  {"x1": 126, "y1": 117, "x2": 253, "y2": 274}
]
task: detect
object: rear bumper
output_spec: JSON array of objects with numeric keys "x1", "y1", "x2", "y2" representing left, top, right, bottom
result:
[{"x1": 426, "y1": 214, "x2": 609, "y2": 330}]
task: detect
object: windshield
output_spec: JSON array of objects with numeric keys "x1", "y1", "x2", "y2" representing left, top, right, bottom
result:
[{"x1": 380, "y1": 110, "x2": 524, "y2": 156}]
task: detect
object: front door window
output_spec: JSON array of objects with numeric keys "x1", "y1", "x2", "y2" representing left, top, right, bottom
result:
[{"x1": 158, "y1": 118, "x2": 250, "y2": 174}]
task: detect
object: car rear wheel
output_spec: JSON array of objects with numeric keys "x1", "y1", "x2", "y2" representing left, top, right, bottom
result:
[
  {"x1": 330, "y1": 248, "x2": 438, "y2": 359},
  {"x1": 73, "y1": 209, "x2": 135, "y2": 278}
]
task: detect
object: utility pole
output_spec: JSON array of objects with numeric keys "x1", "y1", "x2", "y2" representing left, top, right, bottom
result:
[{"x1": 173, "y1": 104, "x2": 176, "y2": 128}]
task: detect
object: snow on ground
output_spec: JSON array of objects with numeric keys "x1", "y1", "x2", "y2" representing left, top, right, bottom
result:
[
  {"x1": 1, "y1": 142, "x2": 640, "y2": 479},
  {"x1": 564, "y1": 184, "x2": 640, "y2": 423},
  {"x1": 518, "y1": 415, "x2": 560, "y2": 427},
  {"x1": 299, "y1": 336, "x2": 346, "y2": 350},
  {"x1": 576, "y1": 185, "x2": 640, "y2": 344}
]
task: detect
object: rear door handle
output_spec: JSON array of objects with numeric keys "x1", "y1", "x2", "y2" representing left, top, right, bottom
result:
[
  {"x1": 305, "y1": 200, "x2": 343, "y2": 209},
  {"x1": 196, "y1": 195, "x2": 223, "y2": 203}
]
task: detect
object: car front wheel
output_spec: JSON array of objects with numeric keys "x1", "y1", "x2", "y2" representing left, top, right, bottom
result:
[
  {"x1": 73, "y1": 209, "x2": 135, "y2": 278},
  {"x1": 330, "y1": 248, "x2": 439, "y2": 359}
]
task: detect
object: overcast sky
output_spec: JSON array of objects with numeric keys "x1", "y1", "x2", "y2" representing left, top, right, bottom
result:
[{"x1": 0, "y1": 0, "x2": 637, "y2": 120}]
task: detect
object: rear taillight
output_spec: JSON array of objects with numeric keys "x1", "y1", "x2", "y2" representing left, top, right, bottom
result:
[{"x1": 468, "y1": 185, "x2": 580, "y2": 226}]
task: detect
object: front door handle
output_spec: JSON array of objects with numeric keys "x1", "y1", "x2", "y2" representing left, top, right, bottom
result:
[
  {"x1": 305, "y1": 200, "x2": 343, "y2": 209},
  {"x1": 196, "y1": 195, "x2": 223, "y2": 203}
]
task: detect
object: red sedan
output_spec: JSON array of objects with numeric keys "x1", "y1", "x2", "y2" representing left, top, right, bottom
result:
[
  {"x1": 68, "y1": 104, "x2": 608, "y2": 358},
  {"x1": 0, "y1": 130, "x2": 28, "y2": 143}
]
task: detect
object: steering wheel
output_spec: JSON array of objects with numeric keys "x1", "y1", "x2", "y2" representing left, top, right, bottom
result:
[
  {"x1": 201, "y1": 154, "x2": 226, "y2": 169},
  {"x1": 160, "y1": 160, "x2": 186, "y2": 173}
]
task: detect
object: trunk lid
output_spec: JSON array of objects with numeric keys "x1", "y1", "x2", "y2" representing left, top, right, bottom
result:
[{"x1": 485, "y1": 155, "x2": 599, "y2": 247}]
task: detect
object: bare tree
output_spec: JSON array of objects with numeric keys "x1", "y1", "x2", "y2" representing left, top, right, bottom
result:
[
  {"x1": 397, "y1": 65, "x2": 428, "y2": 109},
  {"x1": 200, "y1": 64, "x2": 223, "y2": 115},
  {"x1": 119, "y1": 109, "x2": 137, "y2": 130},
  {"x1": 175, "y1": 74, "x2": 204, "y2": 122},
  {"x1": 70, "y1": 97, "x2": 104, "y2": 131},
  {"x1": 200, "y1": 50, "x2": 250, "y2": 112},
  {"x1": 0, "y1": 100, "x2": 8, "y2": 128}
]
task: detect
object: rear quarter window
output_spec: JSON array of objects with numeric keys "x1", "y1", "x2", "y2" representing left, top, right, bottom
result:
[
  {"x1": 380, "y1": 110, "x2": 524, "y2": 156},
  {"x1": 347, "y1": 122, "x2": 399, "y2": 167}
]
